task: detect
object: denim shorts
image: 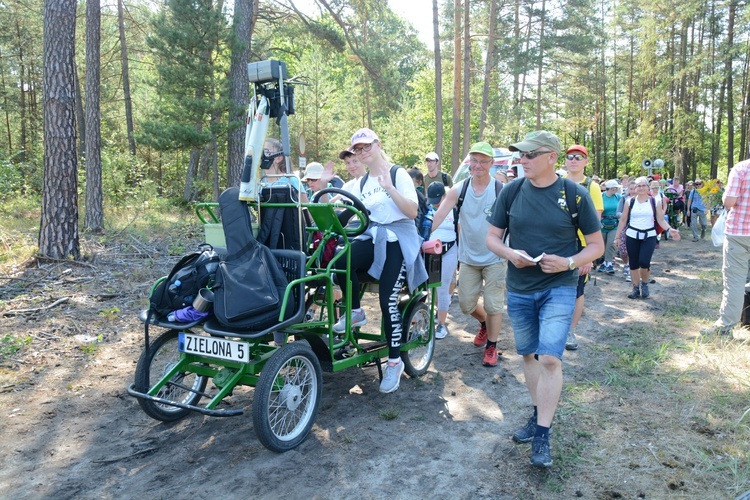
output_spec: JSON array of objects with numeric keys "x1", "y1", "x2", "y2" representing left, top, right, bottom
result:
[{"x1": 507, "y1": 286, "x2": 577, "y2": 359}]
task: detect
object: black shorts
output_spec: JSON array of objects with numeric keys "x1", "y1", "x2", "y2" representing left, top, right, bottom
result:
[{"x1": 576, "y1": 273, "x2": 590, "y2": 298}]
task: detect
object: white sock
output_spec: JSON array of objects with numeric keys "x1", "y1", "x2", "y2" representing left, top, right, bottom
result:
[{"x1": 388, "y1": 357, "x2": 400, "y2": 365}]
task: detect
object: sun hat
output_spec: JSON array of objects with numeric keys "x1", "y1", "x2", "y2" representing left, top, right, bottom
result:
[
  {"x1": 468, "y1": 142, "x2": 494, "y2": 158},
  {"x1": 350, "y1": 128, "x2": 379, "y2": 145},
  {"x1": 302, "y1": 162, "x2": 324, "y2": 181},
  {"x1": 509, "y1": 130, "x2": 562, "y2": 154},
  {"x1": 604, "y1": 179, "x2": 619, "y2": 189},
  {"x1": 566, "y1": 145, "x2": 588, "y2": 156},
  {"x1": 427, "y1": 182, "x2": 446, "y2": 205},
  {"x1": 425, "y1": 152, "x2": 439, "y2": 161}
]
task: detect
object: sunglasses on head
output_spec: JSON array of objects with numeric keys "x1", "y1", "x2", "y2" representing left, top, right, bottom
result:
[
  {"x1": 519, "y1": 150, "x2": 553, "y2": 160},
  {"x1": 565, "y1": 153, "x2": 586, "y2": 161}
]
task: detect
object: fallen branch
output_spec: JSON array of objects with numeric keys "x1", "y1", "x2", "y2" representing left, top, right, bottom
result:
[
  {"x1": 2, "y1": 297, "x2": 70, "y2": 317},
  {"x1": 92, "y1": 447, "x2": 158, "y2": 465}
]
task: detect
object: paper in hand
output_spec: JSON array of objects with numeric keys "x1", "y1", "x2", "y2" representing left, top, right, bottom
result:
[{"x1": 513, "y1": 249, "x2": 545, "y2": 262}]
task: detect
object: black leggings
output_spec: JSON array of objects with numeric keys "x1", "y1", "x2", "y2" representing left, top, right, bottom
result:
[
  {"x1": 625, "y1": 235, "x2": 657, "y2": 271},
  {"x1": 335, "y1": 239, "x2": 406, "y2": 359}
]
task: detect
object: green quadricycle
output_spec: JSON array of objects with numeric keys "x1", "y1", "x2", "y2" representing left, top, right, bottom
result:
[{"x1": 128, "y1": 185, "x2": 440, "y2": 452}]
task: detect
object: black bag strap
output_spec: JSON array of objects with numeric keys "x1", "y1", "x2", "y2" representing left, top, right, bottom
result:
[
  {"x1": 442, "y1": 172, "x2": 448, "y2": 185},
  {"x1": 360, "y1": 164, "x2": 400, "y2": 192}
]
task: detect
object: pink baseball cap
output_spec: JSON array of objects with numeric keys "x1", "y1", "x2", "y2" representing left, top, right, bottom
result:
[{"x1": 351, "y1": 128, "x2": 379, "y2": 146}]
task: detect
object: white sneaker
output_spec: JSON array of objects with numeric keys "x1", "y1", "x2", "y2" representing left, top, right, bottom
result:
[
  {"x1": 435, "y1": 324, "x2": 449, "y2": 339},
  {"x1": 332, "y1": 308, "x2": 367, "y2": 333},
  {"x1": 379, "y1": 359, "x2": 405, "y2": 393}
]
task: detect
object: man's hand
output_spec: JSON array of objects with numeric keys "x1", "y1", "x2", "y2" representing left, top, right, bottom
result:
[
  {"x1": 539, "y1": 254, "x2": 570, "y2": 274},
  {"x1": 509, "y1": 250, "x2": 540, "y2": 269}
]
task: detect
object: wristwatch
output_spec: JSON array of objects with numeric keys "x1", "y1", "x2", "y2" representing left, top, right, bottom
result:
[{"x1": 568, "y1": 257, "x2": 576, "y2": 270}]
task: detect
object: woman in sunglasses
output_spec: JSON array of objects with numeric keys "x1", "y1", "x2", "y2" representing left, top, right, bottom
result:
[
  {"x1": 261, "y1": 138, "x2": 309, "y2": 203},
  {"x1": 615, "y1": 176, "x2": 681, "y2": 299},
  {"x1": 331, "y1": 128, "x2": 428, "y2": 394}
]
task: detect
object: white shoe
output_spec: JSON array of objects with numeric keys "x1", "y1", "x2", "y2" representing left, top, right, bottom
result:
[
  {"x1": 332, "y1": 308, "x2": 367, "y2": 333},
  {"x1": 379, "y1": 359, "x2": 405, "y2": 393},
  {"x1": 435, "y1": 324, "x2": 449, "y2": 339}
]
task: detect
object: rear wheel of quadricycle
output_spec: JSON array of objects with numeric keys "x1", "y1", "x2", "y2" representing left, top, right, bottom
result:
[
  {"x1": 400, "y1": 302, "x2": 434, "y2": 377},
  {"x1": 134, "y1": 329, "x2": 207, "y2": 422},
  {"x1": 253, "y1": 341, "x2": 323, "y2": 452}
]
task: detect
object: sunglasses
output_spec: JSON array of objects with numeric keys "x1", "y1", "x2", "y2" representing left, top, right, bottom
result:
[
  {"x1": 565, "y1": 154, "x2": 586, "y2": 161},
  {"x1": 351, "y1": 143, "x2": 374, "y2": 155},
  {"x1": 519, "y1": 150, "x2": 553, "y2": 160}
]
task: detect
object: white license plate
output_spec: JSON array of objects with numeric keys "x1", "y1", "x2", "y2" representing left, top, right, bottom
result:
[{"x1": 178, "y1": 333, "x2": 250, "y2": 363}]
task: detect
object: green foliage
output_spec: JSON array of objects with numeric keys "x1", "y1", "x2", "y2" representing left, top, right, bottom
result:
[{"x1": 0, "y1": 334, "x2": 32, "y2": 358}]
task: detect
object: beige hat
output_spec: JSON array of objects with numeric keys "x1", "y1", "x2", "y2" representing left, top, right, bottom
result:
[{"x1": 302, "y1": 162, "x2": 324, "y2": 181}]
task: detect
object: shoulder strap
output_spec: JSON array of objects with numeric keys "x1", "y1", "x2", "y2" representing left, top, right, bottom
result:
[
  {"x1": 649, "y1": 196, "x2": 657, "y2": 220},
  {"x1": 455, "y1": 178, "x2": 471, "y2": 217},
  {"x1": 583, "y1": 177, "x2": 592, "y2": 191},
  {"x1": 359, "y1": 172, "x2": 369, "y2": 192},
  {"x1": 562, "y1": 178, "x2": 580, "y2": 232},
  {"x1": 504, "y1": 178, "x2": 525, "y2": 217},
  {"x1": 442, "y1": 172, "x2": 447, "y2": 184},
  {"x1": 627, "y1": 196, "x2": 635, "y2": 226}
]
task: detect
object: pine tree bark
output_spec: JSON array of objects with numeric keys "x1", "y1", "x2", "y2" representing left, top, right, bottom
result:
[
  {"x1": 479, "y1": 0, "x2": 497, "y2": 140},
  {"x1": 118, "y1": 0, "x2": 136, "y2": 156},
  {"x1": 39, "y1": 0, "x2": 80, "y2": 260},
  {"x1": 462, "y1": 0, "x2": 470, "y2": 153},
  {"x1": 432, "y1": 0, "x2": 443, "y2": 161},
  {"x1": 725, "y1": 0, "x2": 735, "y2": 169},
  {"x1": 85, "y1": 0, "x2": 103, "y2": 232},
  {"x1": 451, "y1": 0, "x2": 461, "y2": 171},
  {"x1": 227, "y1": 0, "x2": 257, "y2": 187}
]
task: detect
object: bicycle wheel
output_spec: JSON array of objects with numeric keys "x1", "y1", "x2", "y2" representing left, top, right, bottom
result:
[
  {"x1": 134, "y1": 329, "x2": 207, "y2": 422},
  {"x1": 400, "y1": 302, "x2": 434, "y2": 377}
]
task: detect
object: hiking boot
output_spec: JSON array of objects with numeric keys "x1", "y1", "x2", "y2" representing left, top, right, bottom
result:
[
  {"x1": 641, "y1": 283, "x2": 650, "y2": 298},
  {"x1": 332, "y1": 308, "x2": 367, "y2": 333},
  {"x1": 482, "y1": 344, "x2": 498, "y2": 367},
  {"x1": 605, "y1": 264, "x2": 615, "y2": 275},
  {"x1": 435, "y1": 324, "x2": 449, "y2": 339},
  {"x1": 565, "y1": 331, "x2": 578, "y2": 351},
  {"x1": 473, "y1": 325, "x2": 488, "y2": 346},
  {"x1": 379, "y1": 359, "x2": 405, "y2": 393},
  {"x1": 512, "y1": 415, "x2": 537, "y2": 443},
  {"x1": 530, "y1": 436, "x2": 553, "y2": 468},
  {"x1": 627, "y1": 285, "x2": 641, "y2": 299}
]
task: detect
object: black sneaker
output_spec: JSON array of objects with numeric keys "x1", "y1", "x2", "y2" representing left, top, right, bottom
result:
[
  {"x1": 530, "y1": 436, "x2": 553, "y2": 468},
  {"x1": 627, "y1": 285, "x2": 641, "y2": 299},
  {"x1": 641, "y1": 283, "x2": 650, "y2": 298},
  {"x1": 512, "y1": 415, "x2": 536, "y2": 443}
]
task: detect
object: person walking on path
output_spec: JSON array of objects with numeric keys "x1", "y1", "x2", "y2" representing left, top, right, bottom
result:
[
  {"x1": 423, "y1": 152, "x2": 453, "y2": 191},
  {"x1": 562, "y1": 145, "x2": 602, "y2": 351},
  {"x1": 614, "y1": 176, "x2": 681, "y2": 299},
  {"x1": 701, "y1": 159, "x2": 750, "y2": 337},
  {"x1": 686, "y1": 179, "x2": 708, "y2": 242},
  {"x1": 486, "y1": 130, "x2": 603, "y2": 468},
  {"x1": 430, "y1": 142, "x2": 506, "y2": 367}
]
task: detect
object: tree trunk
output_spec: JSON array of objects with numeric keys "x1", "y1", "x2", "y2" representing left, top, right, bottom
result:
[
  {"x1": 479, "y1": 0, "x2": 497, "y2": 140},
  {"x1": 451, "y1": 0, "x2": 461, "y2": 171},
  {"x1": 0, "y1": 48, "x2": 12, "y2": 155},
  {"x1": 39, "y1": 0, "x2": 80, "y2": 260},
  {"x1": 725, "y1": 0, "x2": 735, "y2": 169},
  {"x1": 226, "y1": 0, "x2": 257, "y2": 187},
  {"x1": 462, "y1": 0, "x2": 470, "y2": 153},
  {"x1": 432, "y1": 0, "x2": 443, "y2": 161},
  {"x1": 85, "y1": 0, "x2": 103, "y2": 232},
  {"x1": 75, "y1": 65, "x2": 85, "y2": 161},
  {"x1": 15, "y1": 22, "x2": 27, "y2": 162},
  {"x1": 118, "y1": 0, "x2": 136, "y2": 156},
  {"x1": 535, "y1": 0, "x2": 546, "y2": 129}
]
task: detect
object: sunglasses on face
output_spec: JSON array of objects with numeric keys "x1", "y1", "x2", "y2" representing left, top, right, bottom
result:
[
  {"x1": 351, "y1": 143, "x2": 374, "y2": 155},
  {"x1": 565, "y1": 154, "x2": 586, "y2": 161},
  {"x1": 695, "y1": 182, "x2": 703, "y2": 186},
  {"x1": 519, "y1": 150, "x2": 553, "y2": 160}
]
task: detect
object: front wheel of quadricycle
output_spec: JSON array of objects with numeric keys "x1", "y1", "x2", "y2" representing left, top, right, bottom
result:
[
  {"x1": 134, "y1": 329, "x2": 207, "y2": 422},
  {"x1": 252, "y1": 341, "x2": 323, "y2": 452},
  {"x1": 400, "y1": 302, "x2": 434, "y2": 377}
]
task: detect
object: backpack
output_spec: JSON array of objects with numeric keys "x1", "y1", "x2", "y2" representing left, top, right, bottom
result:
[
  {"x1": 360, "y1": 165, "x2": 427, "y2": 235},
  {"x1": 454, "y1": 177, "x2": 503, "y2": 242},
  {"x1": 148, "y1": 244, "x2": 220, "y2": 319}
]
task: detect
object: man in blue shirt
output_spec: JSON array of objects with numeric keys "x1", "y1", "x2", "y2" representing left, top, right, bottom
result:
[{"x1": 686, "y1": 178, "x2": 708, "y2": 241}]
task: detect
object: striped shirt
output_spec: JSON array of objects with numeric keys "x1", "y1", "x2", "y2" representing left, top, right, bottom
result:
[{"x1": 725, "y1": 159, "x2": 750, "y2": 236}]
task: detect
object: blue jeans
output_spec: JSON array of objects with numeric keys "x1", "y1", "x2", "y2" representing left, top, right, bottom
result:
[{"x1": 507, "y1": 286, "x2": 577, "y2": 359}]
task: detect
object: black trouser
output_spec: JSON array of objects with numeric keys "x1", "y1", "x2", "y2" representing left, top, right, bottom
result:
[{"x1": 336, "y1": 239, "x2": 406, "y2": 359}]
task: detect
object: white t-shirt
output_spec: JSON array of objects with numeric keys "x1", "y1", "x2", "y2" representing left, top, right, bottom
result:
[
  {"x1": 352, "y1": 166, "x2": 418, "y2": 242},
  {"x1": 432, "y1": 207, "x2": 456, "y2": 243}
]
